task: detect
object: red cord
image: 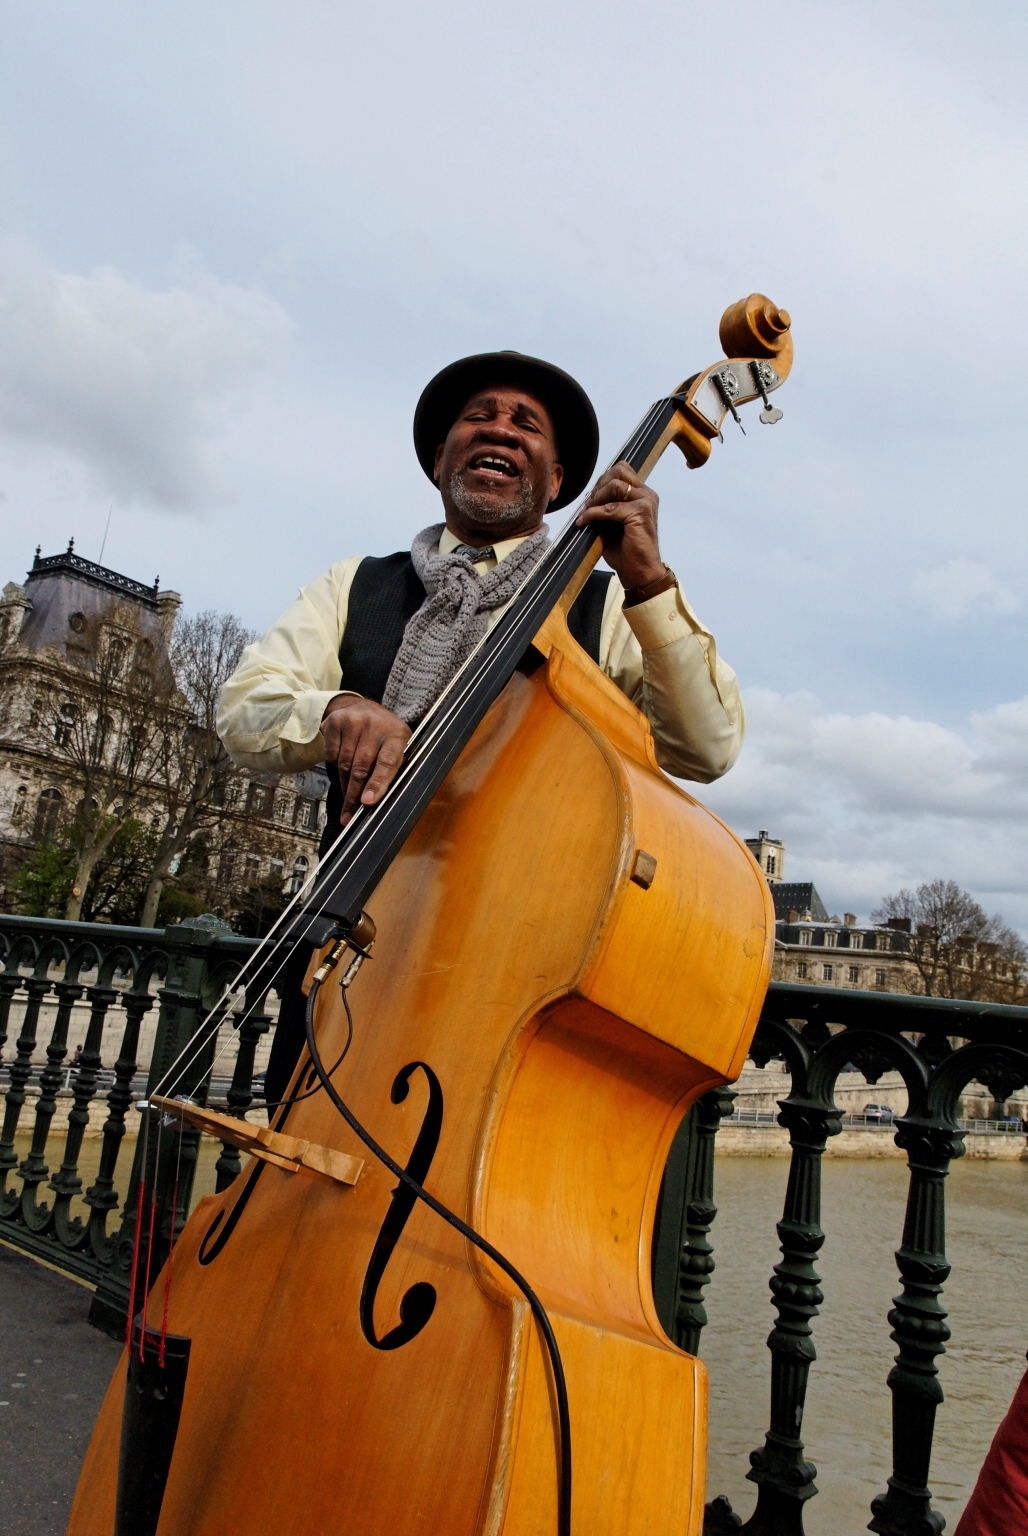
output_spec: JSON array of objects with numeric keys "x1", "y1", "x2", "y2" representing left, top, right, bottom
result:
[
  {"x1": 158, "y1": 1177, "x2": 179, "y2": 1370},
  {"x1": 124, "y1": 1174, "x2": 147, "y2": 1353},
  {"x1": 139, "y1": 1188, "x2": 159, "y2": 1362}
]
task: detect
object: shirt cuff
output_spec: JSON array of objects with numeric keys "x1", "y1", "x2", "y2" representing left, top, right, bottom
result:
[
  {"x1": 622, "y1": 585, "x2": 708, "y2": 652},
  {"x1": 279, "y1": 690, "x2": 352, "y2": 748}
]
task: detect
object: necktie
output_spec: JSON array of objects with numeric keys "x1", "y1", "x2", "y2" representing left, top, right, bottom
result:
[{"x1": 452, "y1": 544, "x2": 496, "y2": 564}]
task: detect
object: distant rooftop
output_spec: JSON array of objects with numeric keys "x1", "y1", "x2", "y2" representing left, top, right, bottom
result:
[
  {"x1": 27, "y1": 540, "x2": 162, "y2": 611},
  {"x1": 771, "y1": 882, "x2": 830, "y2": 923}
]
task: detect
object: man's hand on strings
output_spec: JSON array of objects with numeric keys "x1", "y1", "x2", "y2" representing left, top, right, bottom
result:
[
  {"x1": 575, "y1": 462, "x2": 670, "y2": 594},
  {"x1": 320, "y1": 697, "x2": 411, "y2": 825}
]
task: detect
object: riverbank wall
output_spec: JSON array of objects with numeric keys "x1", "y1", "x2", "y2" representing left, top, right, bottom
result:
[{"x1": 715, "y1": 1123, "x2": 1028, "y2": 1158}]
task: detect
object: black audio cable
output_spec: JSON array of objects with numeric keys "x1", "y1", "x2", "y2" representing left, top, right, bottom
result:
[{"x1": 304, "y1": 973, "x2": 572, "y2": 1536}]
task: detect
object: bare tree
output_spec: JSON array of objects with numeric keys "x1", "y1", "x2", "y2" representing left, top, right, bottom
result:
[
  {"x1": 976, "y1": 921, "x2": 1028, "y2": 1006},
  {"x1": 872, "y1": 879, "x2": 1027, "y2": 1001},
  {"x1": 39, "y1": 602, "x2": 173, "y2": 920},
  {"x1": 137, "y1": 610, "x2": 254, "y2": 927}
]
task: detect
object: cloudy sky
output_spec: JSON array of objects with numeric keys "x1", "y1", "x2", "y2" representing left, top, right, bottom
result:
[{"x1": 1, "y1": 2, "x2": 1026, "y2": 927}]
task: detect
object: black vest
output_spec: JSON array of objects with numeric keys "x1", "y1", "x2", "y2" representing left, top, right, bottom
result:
[{"x1": 320, "y1": 553, "x2": 613, "y2": 855}]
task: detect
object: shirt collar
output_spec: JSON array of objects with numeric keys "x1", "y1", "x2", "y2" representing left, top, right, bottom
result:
[{"x1": 438, "y1": 525, "x2": 534, "y2": 563}]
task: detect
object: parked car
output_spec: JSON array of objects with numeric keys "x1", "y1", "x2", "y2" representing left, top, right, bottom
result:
[{"x1": 863, "y1": 1103, "x2": 895, "y2": 1123}]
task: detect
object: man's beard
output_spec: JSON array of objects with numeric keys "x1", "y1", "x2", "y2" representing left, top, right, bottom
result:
[{"x1": 448, "y1": 467, "x2": 538, "y2": 527}]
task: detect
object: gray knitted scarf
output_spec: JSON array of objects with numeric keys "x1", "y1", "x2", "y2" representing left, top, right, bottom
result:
[{"x1": 382, "y1": 522, "x2": 550, "y2": 726}]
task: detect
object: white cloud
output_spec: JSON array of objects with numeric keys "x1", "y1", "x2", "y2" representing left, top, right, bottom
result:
[
  {"x1": 694, "y1": 689, "x2": 1028, "y2": 931},
  {"x1": 0, "y1": 239, "x2": 291, "y2": 511},
  {"x1": 912, "y1": 558, "x2": 1019, "y2": 620}
]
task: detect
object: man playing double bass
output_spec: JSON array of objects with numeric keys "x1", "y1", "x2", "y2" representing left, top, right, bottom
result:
[{"x1": 217, "y1": 351, "x2": 744, "y2": 1102}]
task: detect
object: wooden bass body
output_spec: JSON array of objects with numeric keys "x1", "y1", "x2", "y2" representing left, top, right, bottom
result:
[{"x1": 70, "y1": 615, "x2": 774, "y2": 1536}]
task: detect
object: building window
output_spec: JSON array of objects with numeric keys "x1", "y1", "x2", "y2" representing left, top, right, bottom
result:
[
  {"x1": 822, "y1": 963, "x2": 833, "y2": 981},
  {"x1": 34, "y1": 787, "x2": 64, "y2": 838},
  {"x1": 269, "y1": 857, "x2": 284, "y2": 885},
  {"x1": 796, "y1": 962, "x2": 808, "y2": 980},
  {"x1": 823, "y1": 931, "x2": 836, "y2": 948},
  {"x1": 848, "y1": 966, "x2": 860, "y2": 984},
  {"x1": 219, "y1": 844, "x2": 238, "y2": 884},
  {"x1": 68, "y1": 611, "x2": 86, "y2": 633},
  {"x1": 246, "y1": 783, "x2": 273, "y2": 818},
  {"x1": 244, "y1": 854, "x2": 261, "y2": 884},
  {"x1": 92, "y1": 713, "x2": 114, "y2": 756},
  {"x1": 289, "y1": 856, "x2": 309, "y2": 895},
  {"x1": 106, "y1": 633, "x2": 129, "y2": 678},
  {"x1": 875, "y1": 968, "x2": 887, "y2": 988},
  {"x1": 54, "y1": 701, "x2": 77, "y2": 748},
  {"x1": 850, "y1": 933, "x2": 863, "y2": 950},
  {"x1": 799, "y1": 930, "x2": 811, "y2": 946},
  {"x1": 294, "y1": 796, "x2": 316, "y2": 830},
  {"x1": 11, "y1": 784, "x2": 27, "y2": 823},
  {"x1": 766, "y1": 854, "x2": 776, "y2": 876}
]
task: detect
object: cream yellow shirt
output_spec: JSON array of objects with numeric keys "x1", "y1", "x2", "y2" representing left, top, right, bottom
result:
[{"x1": 216, "y1": 530, "x2": 744, "y2": 784}]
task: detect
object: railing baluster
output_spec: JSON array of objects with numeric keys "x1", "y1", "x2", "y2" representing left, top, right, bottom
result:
[
  {"x1": 167, "y1": 993, "x2": 231, "y2": 1216},
  {"x1": 868, "y1": 1040, "x2": 1028, "y2": 1535},
  {"x1": 20, "y1": 962, "x2": 81, "y2": 1233},
  {"x1": 675, "y1": 1086, "x2": 735, "y2": 1355},
  {"x1": 86, "y1": 969, "x2": 154, "y2": 1263},
  {"x1": 0, "y1": 956, "x2": 50, "y2": 1209},
  {"x1": 215, "y1": 976, "x2": 274, "y2": 1191},
  {"x1": 744, "y1": 1094, "x2": 837, "y2": 1532},
  {"x1": 0, "y1": 954, "x2": 20, "y2": 1070},
  {"x1": 704, "y1": 1020, "x2": 840, "y2": 1536},
  {"x1": 867, "y1": 1117, "x2": 955, "y2": 1536},
  {"x1": 52, "y1": 967, "x2": 116, "y2": 1248}
]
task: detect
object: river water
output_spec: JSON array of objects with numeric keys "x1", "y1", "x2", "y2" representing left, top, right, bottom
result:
[
  {"x1": 11, "y1": 1137, "x2": 1027, "y2": 1529},
  {"x1": 704, "y1": 1156, "x2": 1028, "y2": 1532}
]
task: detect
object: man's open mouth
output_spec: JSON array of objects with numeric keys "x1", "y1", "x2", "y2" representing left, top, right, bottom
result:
[{"x1": 467, "y1": 451, "x2": 520, "y2": 480}]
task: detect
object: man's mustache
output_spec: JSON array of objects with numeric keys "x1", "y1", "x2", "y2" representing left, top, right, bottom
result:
[{"x1": 449, "y1": 467, "x2": 536, "y2": 522}]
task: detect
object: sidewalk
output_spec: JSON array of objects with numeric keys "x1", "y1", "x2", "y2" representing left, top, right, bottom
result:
[{"x1": 0, "y1": 1242, "x2": 121, "y2": 1536}]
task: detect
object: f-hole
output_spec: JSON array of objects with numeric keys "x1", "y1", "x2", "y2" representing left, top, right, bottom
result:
[{"x1": 360, "y1": 1060, "x2": 443, "y2": 1351}]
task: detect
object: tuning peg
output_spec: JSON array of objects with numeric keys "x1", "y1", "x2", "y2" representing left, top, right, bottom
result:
[
  {"x1": 750, "y1": 360, "x2": 783, "y2": 424},
  {"x1": 712, "y1": 368, "x2": 746, "y2": 435}
]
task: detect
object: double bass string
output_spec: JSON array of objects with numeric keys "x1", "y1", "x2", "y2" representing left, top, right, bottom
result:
[{"x1": 150, "y1": 401, "x2": 669, "y2": 1109}]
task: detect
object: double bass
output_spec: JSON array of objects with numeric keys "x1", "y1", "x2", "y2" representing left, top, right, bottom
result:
[{"x1": 70, "y1": 293, "x2": 792, "y2": 1536}]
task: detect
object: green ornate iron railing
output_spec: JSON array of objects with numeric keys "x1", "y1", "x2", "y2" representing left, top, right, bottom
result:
[
  {"x1": 0, "y1": 912, "x2": 286, "y2": 1335},
  {"x1": 2, "y1": 913, "x2": 1027, "y2": 1534},
  {"x1": 655, "y1": 983, "x2": 1028, "y2": 1536}
]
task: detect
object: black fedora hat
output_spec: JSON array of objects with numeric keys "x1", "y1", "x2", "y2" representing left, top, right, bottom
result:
[{"x1": 413, "y1": 350, "x2": 599, "y2": 512}]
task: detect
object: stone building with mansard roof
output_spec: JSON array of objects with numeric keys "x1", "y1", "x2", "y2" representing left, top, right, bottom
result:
[
  {"x1": 744, "y1": 829, "x2": 918, "y2": 993},
  {"x1": 0, "y1": 543, "x2": 327, "y2": 917}
]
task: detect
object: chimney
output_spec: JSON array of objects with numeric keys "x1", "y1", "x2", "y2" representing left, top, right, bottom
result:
[
  {"x1": 886, "y1": 917, "x2": 912, "y2": 933},
  {"x1": 156, "y1": 588, "x2": 182, "y2": 643},
  {"x1": 843, "y1": 913, "x2": 856, "y2": 927},
  {"x1": 787, "y1": 909, "x2": 799, "y2": 923}
]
